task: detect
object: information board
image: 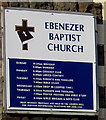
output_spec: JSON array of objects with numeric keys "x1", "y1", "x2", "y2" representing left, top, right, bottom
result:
[{"x1": 4, "y1": 8, "x2": 97, "y2": 114}]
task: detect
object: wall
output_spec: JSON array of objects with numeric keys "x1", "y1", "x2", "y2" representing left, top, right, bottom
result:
[{"x1": 0, "y1": 1, "x2": 105, "y2": 120}]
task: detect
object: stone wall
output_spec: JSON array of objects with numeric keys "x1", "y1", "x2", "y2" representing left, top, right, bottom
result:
[
  {"x1": 0, "y1": 2, "x2": 104, "y2": 120},
  {"x1": 7, "y1": 2, "x2": 103, "y2": 24}
]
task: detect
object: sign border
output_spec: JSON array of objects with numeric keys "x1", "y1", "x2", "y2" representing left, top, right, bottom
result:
[{"x1": 2, "y1": 7, "x2": 98, "y2": 115}]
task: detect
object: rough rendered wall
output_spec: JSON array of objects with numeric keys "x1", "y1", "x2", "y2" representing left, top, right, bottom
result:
[
  {"x1": 0, "y1": 3, "x2": 3, "y2": 120},
  {"x1": 0, "y1": 2, "x2": 104, "y2": 120}
]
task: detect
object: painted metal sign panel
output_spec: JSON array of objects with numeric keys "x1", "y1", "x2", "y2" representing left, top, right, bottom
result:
[{"x1": 4, "y1": 8, "x2": 97, "y2": 114}]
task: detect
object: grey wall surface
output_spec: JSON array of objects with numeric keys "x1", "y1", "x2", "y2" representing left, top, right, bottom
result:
[{"x1": 0, "y1": 2, "x2": 105, "y2": 120}]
